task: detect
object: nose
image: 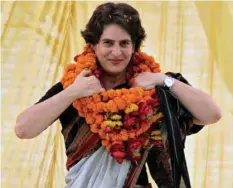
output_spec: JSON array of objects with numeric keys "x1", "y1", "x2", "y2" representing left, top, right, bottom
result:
[{"x1": 111, "y1": 45, "x2": 122, "y2": 56}]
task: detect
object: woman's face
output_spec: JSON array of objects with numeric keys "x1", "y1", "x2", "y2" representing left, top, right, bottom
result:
[{"x1": 93, "y1": 24, "x2": 134, "y2": 75}]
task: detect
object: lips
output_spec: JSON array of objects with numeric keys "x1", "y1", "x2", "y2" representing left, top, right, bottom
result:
[{"x1": 109, "y1": 59, "x2": 123, "y2": 65}]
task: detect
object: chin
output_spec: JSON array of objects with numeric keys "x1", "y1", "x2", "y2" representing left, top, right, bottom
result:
[
  {"x1": 105, "y1": 69, "x2": 125, "y2": 75},
  {"x1": 103, "y1": 67, "x2": 126, "y2": 75}
]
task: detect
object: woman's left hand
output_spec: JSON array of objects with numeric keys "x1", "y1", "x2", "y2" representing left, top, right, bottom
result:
[{"x1": 132, "y1": 72, "x2": 166, "y2": 89}]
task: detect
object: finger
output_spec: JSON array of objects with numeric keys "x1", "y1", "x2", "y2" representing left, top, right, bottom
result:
[
  {"x1": 145, "y1": 86, "x2": 153, "y2": 90},
  {"x1": 131, "y1": 82, "x2": 138, "y2": 88},
  {"x1": 92, "y1": 88, "x2": 105, "y2": 95},
  {"x1": 79, "y1": 69, "x2": 92, "y2": 77},
  {"x1": 88, "y1": 75, "x2": 98, "y2": 80},
  {"x1": 100, "y1": 88, "x2": 105, "y2": 92}
]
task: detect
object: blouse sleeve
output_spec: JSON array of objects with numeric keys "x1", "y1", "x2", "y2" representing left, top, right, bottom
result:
[
  {"x1": 36, "y1": 82, "x2": 78, "y2": 126},
  {"x1": 165, "y1": 72, "x2": 204, "y2": 136}
]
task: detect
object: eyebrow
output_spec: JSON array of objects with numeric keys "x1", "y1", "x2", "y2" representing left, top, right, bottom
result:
[{"x1": 101, "y1": 38, "x2": 132, "y2": 42}]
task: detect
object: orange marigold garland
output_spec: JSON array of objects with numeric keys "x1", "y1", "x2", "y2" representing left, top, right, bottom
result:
[{"x1": 61, "y1": 46, "x2": 164, "y2": 164}]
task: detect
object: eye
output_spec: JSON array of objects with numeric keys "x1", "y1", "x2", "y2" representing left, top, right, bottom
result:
[
  {"x1": 120, "y1": 40, "x2": 130, "y2": 47},
  {"x1": 103, "y1": 40, "x2": 113, "y2": 46}
]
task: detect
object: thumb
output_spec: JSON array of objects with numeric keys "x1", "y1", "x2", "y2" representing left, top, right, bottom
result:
[{"x1": 79, "y1": 69, "x2": 92, "y2": 77}]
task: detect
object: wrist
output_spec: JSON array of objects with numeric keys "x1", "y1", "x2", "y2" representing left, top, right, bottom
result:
[
  {"x1": 152, "y1": 73, "x2": 166, "y2": 86},
  {"x1": 66, "y1": 84, "x2": 82, "y2": 101}
]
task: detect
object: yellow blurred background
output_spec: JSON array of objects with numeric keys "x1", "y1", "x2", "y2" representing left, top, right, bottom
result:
[{"x1": 1, "y1": 1, "x2": 233, "y2": 188}]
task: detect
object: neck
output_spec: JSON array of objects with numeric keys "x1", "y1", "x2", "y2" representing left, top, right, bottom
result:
[{"x1": 100, "y1": 71, "x2": 126, "y2": 90}]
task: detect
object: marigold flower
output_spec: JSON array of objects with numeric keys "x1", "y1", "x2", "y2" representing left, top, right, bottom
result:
[
  {"x1": 106, "y1": 100, "x2": 118, "y2": 113},
  {"x1": 110, "y1": 114, "x2": 122, "y2": 120},
  {"x1": 101, "y1": 91, "x2": 109, "y2": 101},
  {"x1": 115, "y1": 89, "x2": 122, "y2": 97},
  {"x1": 121, "y1": 88, "x2": 130, "y2": 95},
  {"x1": 95, "y1": 115, "x2": 104, "y2": 124},
  {"x1": 101, "y1": 139, "x2": 110, "y2": 147},
  {"x1": 86, "y1": 114, "x2": 95, "y2": 124},
  {"x1": 103, "y1": 120, "x2": 116, "y2": 128},
  {"x1": 93, "y1": 93, "x2": 101, "y2": 103},
  {"x1": 90, "y1": 124, "x2": 98, "y2": 133},
  {"x1": 124, "y1": 103, "x2": 139, "y2": 114},
  {"x1": 107, "y1": 89, "x2": 116, "y2": 99},
  {"x1": 113, "y1": 97, "x2": 127, "y2": 110}
]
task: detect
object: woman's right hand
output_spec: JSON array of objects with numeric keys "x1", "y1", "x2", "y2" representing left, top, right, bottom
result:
[
  {"x1": 15, "y1": 69, "x2": 104, "y2": 139},
  {"x1": 68, "y1": 69, "x2": 105, "y2": 99}
]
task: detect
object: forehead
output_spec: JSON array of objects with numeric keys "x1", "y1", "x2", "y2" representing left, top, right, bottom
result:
[{"x1": 100, "y1": 24, "x2": 131, "y2": 41}]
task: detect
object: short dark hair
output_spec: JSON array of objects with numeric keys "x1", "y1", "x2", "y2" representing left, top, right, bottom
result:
[{"x1": 81, "y1": 2, "x2": 146, "y2": 51}]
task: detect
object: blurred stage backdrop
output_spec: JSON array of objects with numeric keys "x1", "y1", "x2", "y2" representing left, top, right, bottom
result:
[{"x1": 1, "y1": 1, "x2": 233, "y2": 188}]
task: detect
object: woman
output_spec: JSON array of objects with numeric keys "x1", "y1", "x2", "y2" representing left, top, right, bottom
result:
[{"x1": 15, "y1": 2, "x2": 221, "y2": 188}]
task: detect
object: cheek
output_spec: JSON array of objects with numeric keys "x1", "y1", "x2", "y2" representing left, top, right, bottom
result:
[
  {"x1": 98, "y1": 47, "x2": 111, "y2": 59},
  {"x1": 125, "y1": 50, "x2": 133, "y2": 60},
  {"x1": 126, "y1": 46, "x2": 134, "y2": 55}
]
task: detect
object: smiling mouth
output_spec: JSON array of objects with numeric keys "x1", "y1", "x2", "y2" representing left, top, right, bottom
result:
[{"x1": 109, "y1": 59, "x2": 123, "y2": 65}]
